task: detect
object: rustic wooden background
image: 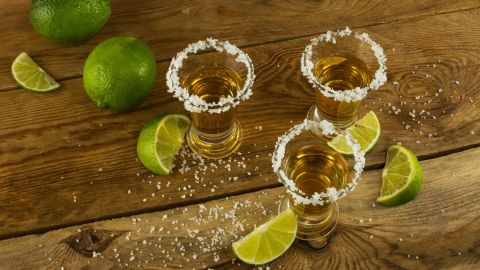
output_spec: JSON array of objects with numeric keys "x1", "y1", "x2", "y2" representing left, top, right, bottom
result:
[{"x1": 0, "y1": 0, "x2": 479, "y2": 269}]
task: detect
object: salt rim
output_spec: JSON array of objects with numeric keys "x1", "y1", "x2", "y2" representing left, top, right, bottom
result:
[
  {"x1": 166, "y1": 38, "x2": 255, "y2": 114},
  {"x1": 301, "y1": 27, "x2": 387, "y2": 103},
  {"x1": 271, "y1": 119, "x2": 366, "y2": 206}
]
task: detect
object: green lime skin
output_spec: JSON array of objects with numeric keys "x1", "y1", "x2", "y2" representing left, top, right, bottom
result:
[
  {"x1": 137, "y1": 115, "x2": 166, "y2": 175},
  {"x1": 377, "y1": 146, "x2": 424, "y2": 206},
  {"x1": 83, "y1": 37, "x2": 157, "y2": 111},
  {"x1": 30, "y1": 0, "x2": 111, "y2": 43}
]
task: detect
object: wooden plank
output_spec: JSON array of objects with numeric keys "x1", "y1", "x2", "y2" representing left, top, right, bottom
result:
[
  {"x1": 1, "y1": 0, "x2": 480, "y2": 90},
  {"x1": 1, "y1": 8, "x2": 480, "y2": 239},
  {"x1": 0, "y1": 147, "x2": 478, "y2": 269}
]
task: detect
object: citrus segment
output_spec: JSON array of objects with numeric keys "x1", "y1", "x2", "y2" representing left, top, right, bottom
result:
[
  {"x1": 137, "y1": 114, "x2": 191, "y2": 175},
  {"x1": 377, "y1": 145, "x2": 424, "y2": 206},
  {"x1": 232, "y1": 209, "x2": 297, "y2": 265},
  {"x1": 11, "y1": 52, "x2": 60, "y2": 92},
  {"x1": 328, "y1": 111, "x2": 381, "y2": 154}
]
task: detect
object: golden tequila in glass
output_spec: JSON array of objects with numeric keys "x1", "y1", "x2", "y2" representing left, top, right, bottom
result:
[
  {"x1": 302, "y1": 27, "x2": 387, "y2": 131},
  {"x1": 166, "y1": 38, "x2": 254, "y2": 159},
  {"x1": 183, "y1": 68, "x2": 240, "y2": 134},
  {"x1": 273, "y1": 120, "x2": 365, "y2": 248},
  {"x1": 286, "y1": 145, "x2": 349, "y2": 214},
  {"x1": 313, "y1": 55, "x2": 372, "y2": 127},
  {"x1": 284, "y1": 144, "x2": 349, "y2": 242},
  {"x1": 182, "y1": 68, "x2": 243, "y2": 158}
]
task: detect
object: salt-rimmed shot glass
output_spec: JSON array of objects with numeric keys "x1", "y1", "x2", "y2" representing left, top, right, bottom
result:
[
  {"x1": 272, "y1": 119, "x2": 365, "y2": 247},
  {"x1": 166, "y1": 38, "x2": 255, "y2": 159},
  {"x1": 301, "y1": 27, "x2": 387, "y2": 131}
]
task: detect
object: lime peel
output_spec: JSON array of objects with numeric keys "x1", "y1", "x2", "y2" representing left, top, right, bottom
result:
[
  {"x1": 30, "y1": 0, "x2": 111, "y2": 43},
  {"x1": 83, "y1": 37, "x2": 157, "y2": 111}
]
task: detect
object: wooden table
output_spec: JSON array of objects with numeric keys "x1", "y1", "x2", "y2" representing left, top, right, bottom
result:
[{"x1": 1, "y1": 1, "x2": 479, "y2": 269}]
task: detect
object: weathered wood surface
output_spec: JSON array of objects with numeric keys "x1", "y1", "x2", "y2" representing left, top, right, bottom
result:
[
  {"x1": 0, "y1": 147, "x2": 478, "y2": 269},
  {"x1": 1, "y1": 0, "x2": 480, "y2": 91},
  {"x1": 1, "y1": 6, "x2": 480, "y2": 239}
]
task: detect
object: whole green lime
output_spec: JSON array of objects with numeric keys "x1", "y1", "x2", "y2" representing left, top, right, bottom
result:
[
  {"x1": 30, "y1": 0, "x2": 111, "y2": 43},
  {"x1": 83, "y1": 37, "x2": 157, "y2": 111}
]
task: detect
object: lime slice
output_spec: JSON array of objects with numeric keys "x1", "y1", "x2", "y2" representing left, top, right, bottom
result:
[
  {"x1": 377, "y1": 145, "x2": 423, "y2": 206},
  {"x1": 328, "y1": 111, "x2": 380, "y2": 154},
  {"x1": 137, "y1": 114, "x2": 191, "y2": 175},
  {"x1": 11, "y1": 52, "x2": 60, "y2": 92},
  {"x1": 232, "y1": 209, "x2": 297, "y2": 265}
]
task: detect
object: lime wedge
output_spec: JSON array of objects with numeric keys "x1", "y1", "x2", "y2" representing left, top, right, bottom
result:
[
  {"x1": 377, "y1": 145, "x2": 423, "y2": 206},
  {"x1": 11, "y1": 52, "x2": 60, "y2": 92},
  {"x1": 328, "y1": 111, "x2": 380, "y2": 154},
  {"x1": 232, "y1": 209, "x2": 297, "y2": 265},
  {"x1": 137, "y1": 114, "x2": 191, "y2": 175}
]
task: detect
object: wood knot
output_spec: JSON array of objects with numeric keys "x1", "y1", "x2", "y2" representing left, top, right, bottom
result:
[{"x1": 62, "y1": 226, "x2": 126, "y2": 257}]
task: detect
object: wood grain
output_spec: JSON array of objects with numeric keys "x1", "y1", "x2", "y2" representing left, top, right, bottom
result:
[
  {"x1": 0, "y1": 147, "x2": 478, "y2": 270},
  {"x1": 1, "y1": 8, "x2": 480, "y2": 239},
  {"x1": 1, "y1": 0, "x2": 480, "y2": 90}
]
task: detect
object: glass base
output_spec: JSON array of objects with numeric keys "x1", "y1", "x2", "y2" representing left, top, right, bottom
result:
[
  {"x1": 279, "y1": 194, "x2": 338, "y2": 248},
  {"x1": 307, "y1": 105, "x2": 356, "y2": 134},
  {"x1": 186, "y1": 120, "x2": 243, "y2": 159}
]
